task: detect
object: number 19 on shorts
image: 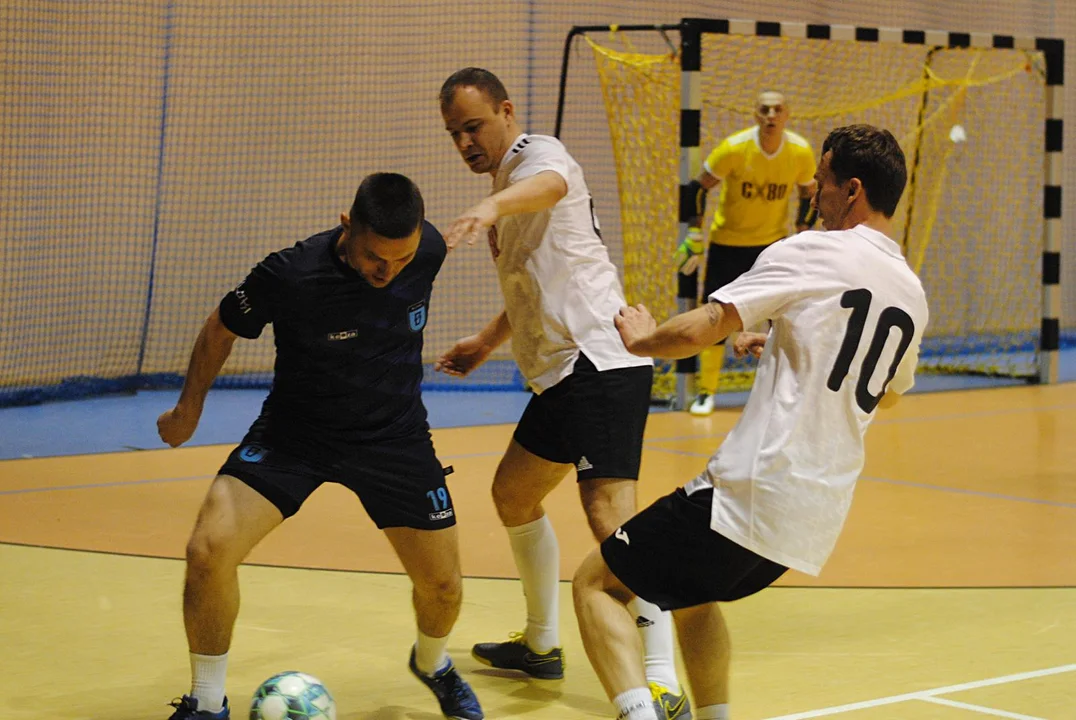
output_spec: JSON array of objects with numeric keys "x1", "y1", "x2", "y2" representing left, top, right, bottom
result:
[{"x1": 427, "y1": 487, "x2": 450, "y2": 512}]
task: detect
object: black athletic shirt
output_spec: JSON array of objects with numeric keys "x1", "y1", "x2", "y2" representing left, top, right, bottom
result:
[{"x1": 218, "y1": 222, "x2": 446, "y2": 453}]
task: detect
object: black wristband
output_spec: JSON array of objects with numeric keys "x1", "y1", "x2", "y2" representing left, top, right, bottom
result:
[
  {"x1": 687, "y1": 179, "x2": 707, "y2": 217},
  {"x1": 796, "y1": 197, "x2": 817, "y2": 228}
]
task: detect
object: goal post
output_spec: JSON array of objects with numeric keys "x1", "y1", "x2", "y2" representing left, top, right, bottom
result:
[{"x1": 557, "y1": 18, "x2": 1063, "y2": 406}]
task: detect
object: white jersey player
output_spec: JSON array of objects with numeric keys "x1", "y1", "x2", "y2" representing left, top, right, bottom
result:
[
  {"x1": 485, "y1": 132, "x2": 651, "y2": 389},
  {"x1": 436, "y1": 68, "x2": 689, "y2": 717},
  {"x1": 574, "y1": 124, "x2": 928, "y2": 720}
]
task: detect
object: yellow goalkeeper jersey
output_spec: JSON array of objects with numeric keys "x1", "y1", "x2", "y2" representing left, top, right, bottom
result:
[{"x1": 704, "y1": 126, "x2": 816, "y2": 247}]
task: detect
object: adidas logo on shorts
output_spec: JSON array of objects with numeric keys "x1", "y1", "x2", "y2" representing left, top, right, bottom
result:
[{"x1": 576, "y1": 456, "x2": 593, "y2": 472}]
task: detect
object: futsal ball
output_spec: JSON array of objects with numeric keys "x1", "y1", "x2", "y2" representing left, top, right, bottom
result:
[{"x1": 249, "y1": 671, "x2": 336, "y2": 720}]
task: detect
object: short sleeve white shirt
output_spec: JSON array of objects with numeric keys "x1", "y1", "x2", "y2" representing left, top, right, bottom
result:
[
  {"x1": 686, "y1": 225, "x2": 929, "y2": 576},
  {"x1": 490, "y1": 134, "x2": 651, "y2": 392}
]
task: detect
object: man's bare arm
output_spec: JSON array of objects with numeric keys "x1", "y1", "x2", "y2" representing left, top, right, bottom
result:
[
  {"x1": 157, "y1": 308, "x2": 239, "y2": 447},
  {"x1": 616, "y1": 301, "x2": 743, "y2": 359}
]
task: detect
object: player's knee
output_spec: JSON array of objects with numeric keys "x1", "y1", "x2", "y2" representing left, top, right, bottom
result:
[
  {"x1": 580, "y1": 479, "x2": 636, "y2": 541},
  {"x1": 571, "y1": 567, "x2": 595, "y2": 611},
  {"x1": 490, "y1": 477, "x2": 530, "y2": 522},
  {"x1": 581, "y1": 497, "x2": 630, "y2": 542},
  {"x1": 185, "y1": 526, "x2": 239, "y2": 576},
  {"x1": 571, "y1": 550, "x2": 609, "y2": 607},
  {"x1": 414, "y1": 570, "x2": 462, "y2": 607}
]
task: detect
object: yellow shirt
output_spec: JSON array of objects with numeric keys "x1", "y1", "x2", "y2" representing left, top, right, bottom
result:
[{"x1": 705, "y1": 126, "x2": 816, "y2": 247}]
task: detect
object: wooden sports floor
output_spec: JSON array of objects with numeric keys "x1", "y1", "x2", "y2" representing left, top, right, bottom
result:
[{"x1": 2, "y1": 383, "x2": 1075, "y2": 719}]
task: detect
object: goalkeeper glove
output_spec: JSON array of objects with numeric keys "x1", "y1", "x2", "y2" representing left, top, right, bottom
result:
[{"x1": 675, "y1": 227, "x2": 705, "y2": 275}]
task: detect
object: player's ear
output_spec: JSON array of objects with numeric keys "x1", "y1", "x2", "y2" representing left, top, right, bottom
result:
[
  {"x1": 340, "y1": 212, "x2": 351, "y2": 232},
  {"x1": 501, "y1": 99, "x2": 515, "y2": 120},
  {"x1": 847, "y1": 178, "x2": 862, "y2": 202}
]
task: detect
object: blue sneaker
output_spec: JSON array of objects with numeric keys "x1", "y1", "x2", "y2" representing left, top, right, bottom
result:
[
  {"x1": 166, "y1": 695, "x2": 230, "y2": 719},
  {"x1": 408, "y1": 648, "x2": 484, "y2": 720}
]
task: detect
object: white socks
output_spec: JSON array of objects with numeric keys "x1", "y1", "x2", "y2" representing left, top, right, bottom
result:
[
  {"x1": 507, "y1": 515, "x2": 560, "y2": 652},
  {"x1": 614, "y1": 687, "x2": 660, "y2": 720},
  {"x1": 413, "y1": 630, "x2": 451, "y2": 676},
  {"x1": 190, "y1": 652, "x2": 228, "y2": 713},
  {"x1": 696, "y1": 704, "x2": 731, "y2": 719},
  {"x1": 628, "y1": 596, "x2": 681, "y2": 691}
]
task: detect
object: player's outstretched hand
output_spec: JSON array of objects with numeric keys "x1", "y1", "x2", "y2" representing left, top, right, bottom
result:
[
  {"x1": 434, "y1": 334, "x2": 493, "y2": 377},
  {"x1": 733, "y1": 331, "x2": 768, "y2": 359},
  {"x1": 444, "y1": 198, "x2": 499, "y2": 250},
  {"x1": 157, "y1": 405, "x2": 199, "y2": 447},
  {"x1": 614, "y1": 304, "x2": 656, "y2": 355}
]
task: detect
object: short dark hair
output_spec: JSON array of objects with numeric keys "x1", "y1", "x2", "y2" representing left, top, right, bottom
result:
[
  {"x1": 350, "y1": 172, "x2": 424, "y2": 239},
  {"x1": 821, "y1": 124, "x2": 907, "y2": 217},
  {"x1": 439, "y1": 67, "x2": 509, "y2": 109}
]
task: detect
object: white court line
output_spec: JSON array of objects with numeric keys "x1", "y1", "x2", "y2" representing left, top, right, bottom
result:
[
  {"x1": 918, "y1": 696, "x2": 1046, "y2": 719},
  {"x1": 765, "y1": 663, "x2": 1076, "y2": 719},
  {"x1": 236, "y1": 624, "x2": 287, "y2": 633}
]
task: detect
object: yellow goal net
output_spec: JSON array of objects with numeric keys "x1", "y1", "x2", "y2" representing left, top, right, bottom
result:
[{"x1": 586, "y1": 28, "x2": 1048, "y2": 399}]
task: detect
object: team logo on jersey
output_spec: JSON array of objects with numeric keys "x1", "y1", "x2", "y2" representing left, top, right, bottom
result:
[
  {"x1": 408, "y1": 301, "x2": 427, "y2": 332},
  {"x1": 740, "y1": 181, "x2": 789, "y2": 201},
  {"x1": 487, "y1": 226, "x2": 500, "y2": 260},
  {"x1": 237, "y1": 444, "x2": 268, "y2": 463}
]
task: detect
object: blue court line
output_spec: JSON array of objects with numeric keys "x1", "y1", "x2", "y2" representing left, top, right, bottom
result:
[
  {"x1": 860, "y1": 475, "x2": 1076, "y2": 510},
  {"x1": 642, "y1": 446, "x2": 1076, "y2": 510},
  {"x1": 870, "y1": 401, "x2": 1076, "y2": 426},
  {"x1": 4, "y1": 445, "x2": 1073, "y2": 511},
  {"x1": 642, "y1": 401, "x2": 1076, "y2": 445},
  {"x1": 0, "y1": 473, "x2": 214, "y2": 496},
  {"x1": 0, "y1": 450, "x2": 507, "y2": 497},
  {"x1": 1, "y1": 540, "x2": 1069, "y2": 588}
]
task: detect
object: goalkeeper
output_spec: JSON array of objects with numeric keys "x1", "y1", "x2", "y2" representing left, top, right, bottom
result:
[{"x1": 677, "y1": 90, "x2": 817, "y2": 415}]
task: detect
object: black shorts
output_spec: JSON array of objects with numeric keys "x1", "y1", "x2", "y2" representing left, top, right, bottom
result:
[
  {"x1": 701, "y1": 244, "x2": 771, "y2": 345},
  {"x1": 218, "y1": 428, "x2": 456, "y2": 531},
  {"x1": 601, "y1": 486, "x2": 787, "y2": 610},
  {"x1": 513, "y1": 352, "x2": 653, "y2": 482},
  {"x1": 702, "y1": 243, "x2": 771, "y2": 299}
]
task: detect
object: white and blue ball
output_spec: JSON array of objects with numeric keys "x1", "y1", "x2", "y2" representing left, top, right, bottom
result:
[{"x1": 249, "y1": 671, "x2": 336, "y2": 720}]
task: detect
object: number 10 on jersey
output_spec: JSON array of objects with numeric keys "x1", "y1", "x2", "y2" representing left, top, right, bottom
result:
[{"x1": 827, "y1": 289, "x2": 915, "y2": 413}]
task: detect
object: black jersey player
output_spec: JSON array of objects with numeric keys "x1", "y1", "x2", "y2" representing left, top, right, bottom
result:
[{"x1": 158, "y1": 173, "x2": 482, "y2": 720}]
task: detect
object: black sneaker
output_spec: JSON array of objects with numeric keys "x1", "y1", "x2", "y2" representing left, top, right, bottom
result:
[
  {"x1": 471, "y1": 632, "x2": 564, "y2": 680},
  {"x1": 408, "y1": 648, "x2": 484, "y2": 719},
  {"x1": 166, "y1": 695, "x2": 230, "y2": 719}
]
